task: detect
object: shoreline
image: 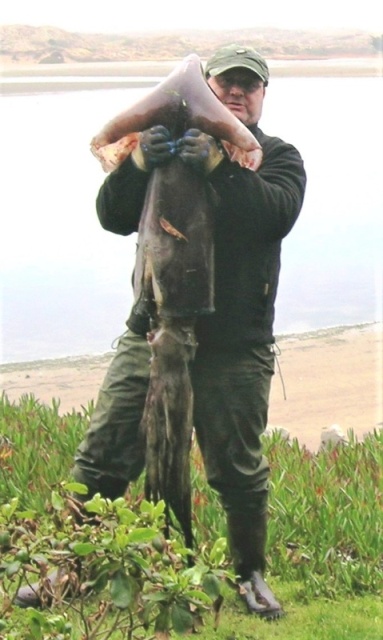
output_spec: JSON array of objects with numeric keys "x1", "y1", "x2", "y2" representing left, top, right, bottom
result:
[
  {"x1": 1, "y1": 58, "x2": 381, "y2": 96},
  {"x1": 1, "y1": 56, "x2": 380, "y2": 74},
  {"x1": 1, "y1": 322, "x2": 382, "y2": 452},
  {"x1": 0, "y1": 321, "x2": 378, "y2": 371}
]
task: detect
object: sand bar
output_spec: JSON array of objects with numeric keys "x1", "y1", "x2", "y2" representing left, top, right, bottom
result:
[{"x1": 1, "y1": 323, "x2": 381, "y2": 452}]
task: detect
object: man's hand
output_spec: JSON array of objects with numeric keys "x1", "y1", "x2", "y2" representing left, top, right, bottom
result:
[
  {"x1": 132, "y1": 125, "x2": 176, "y2": 171},
  {"x1": 178, "y1": 129, "x2": 224, "y2": 174}
]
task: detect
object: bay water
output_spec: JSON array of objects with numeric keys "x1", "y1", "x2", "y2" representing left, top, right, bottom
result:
[{"x1": 1, "y1": 75, "x2": 382, "y2": 363}]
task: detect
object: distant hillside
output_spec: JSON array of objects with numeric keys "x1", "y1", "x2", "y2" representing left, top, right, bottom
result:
[{"x1": 0, "y1": 25, "x2": 381, "y2": 65}]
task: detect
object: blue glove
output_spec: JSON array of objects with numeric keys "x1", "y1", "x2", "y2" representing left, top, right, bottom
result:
[
  {"x1": 132, "y1": 125, "x2": 176, "y2": 171},
  {"x1": 178, "y1": 128, "x2": 224, "y2": 174}
]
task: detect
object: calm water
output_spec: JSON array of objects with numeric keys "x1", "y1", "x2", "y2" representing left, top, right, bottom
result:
[{"x1": 1, "y1": 76, "x2": 382, "y2": 363}]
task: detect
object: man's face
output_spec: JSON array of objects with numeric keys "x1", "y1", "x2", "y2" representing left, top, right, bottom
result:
[{"x1": 207, "y1": 67, "x2": 266, "y2": 126}]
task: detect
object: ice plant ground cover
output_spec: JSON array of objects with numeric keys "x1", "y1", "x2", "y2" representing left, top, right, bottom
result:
[{"x1": 0, "y1": 393, "x2": 382, "y2": 639}]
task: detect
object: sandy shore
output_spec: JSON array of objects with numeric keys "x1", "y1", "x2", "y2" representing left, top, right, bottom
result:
[{"x1": 1, "y1": 323, "x2": 382, "y2": 451}]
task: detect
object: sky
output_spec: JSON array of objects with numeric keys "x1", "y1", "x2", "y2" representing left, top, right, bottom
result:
[{"x1": 1, "y1": 0, "x2": 382, "y2": 34}]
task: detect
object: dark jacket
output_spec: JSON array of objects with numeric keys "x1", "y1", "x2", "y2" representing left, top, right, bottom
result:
[{"x1": 96, "y1": 124, "x2": 306, "y2": 347}]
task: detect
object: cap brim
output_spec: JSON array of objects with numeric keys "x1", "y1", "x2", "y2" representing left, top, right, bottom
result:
[{"x1": 207, "y1": 63, "x2": 266, "y2": 83}]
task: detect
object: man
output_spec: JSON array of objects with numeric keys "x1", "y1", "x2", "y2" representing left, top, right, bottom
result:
[{"x1": 16, "y1": 44, "x2": 306, "y2": 619}]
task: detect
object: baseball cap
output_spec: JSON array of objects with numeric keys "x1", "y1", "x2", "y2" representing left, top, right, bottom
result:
[{"x1": 205, "y1": 44, "x2": 269, "y2": 86}]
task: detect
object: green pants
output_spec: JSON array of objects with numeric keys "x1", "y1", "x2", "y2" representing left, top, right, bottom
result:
[{"x1": 73, "y1": 330, "x2": 274, "y2": 514}]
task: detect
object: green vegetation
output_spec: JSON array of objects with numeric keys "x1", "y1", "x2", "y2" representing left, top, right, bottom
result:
[{"x1": 0, "y1": 393, "x2": 382, "y2": 639}]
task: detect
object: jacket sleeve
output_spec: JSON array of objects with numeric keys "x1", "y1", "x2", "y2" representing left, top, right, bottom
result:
[
  {"x1": 207, "y1": 135, "x2": 307, "y2": 242},
  {"x1": 96, "y1": 156, "x2": 150, "y2": 236}
]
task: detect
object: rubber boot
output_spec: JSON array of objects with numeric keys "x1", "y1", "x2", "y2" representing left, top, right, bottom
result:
[
  {"x1": 227, "y1": 511, "x2": 284, "y2": 620},
  {"x1": 14, "y1": 496, "x2": 91, "y2": 609},
  {"x1": 14, "y1": 564, "x2": 82, "y2": 609},
  {"x1": 14, "y1": 477, "x2": 129, "y2": 609}
]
